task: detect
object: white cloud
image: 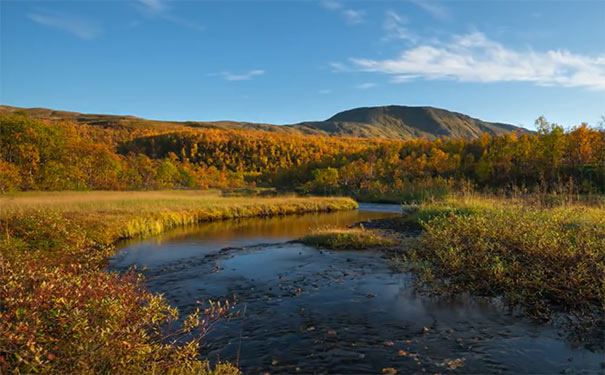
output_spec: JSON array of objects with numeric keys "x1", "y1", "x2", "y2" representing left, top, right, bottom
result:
[
  {"x1": 410, "y1": 0, "x2": 449, "y2": 20},
  {"x1": 383, "y1": 10, "x2": 417, "y2": 43},
  {"x1": 389, "y1": 75, "x2": 419, "y2": 83},
  {"x1": 329, "y1": 61, "x2": 349, "y2": 72},
  {"x1": 320, "y1": 0, "x2": 342, "y2": 11},
  {"x1": 136, "y1": 0, "x2": 165, "y2": 13},
  {"x1": 28, "y1": 9, "x2": 102, "y2": 40},
  {"x1": 342, "y1": 9, "x2": 365, "y2": 25},
  {"x1": 134, "y1": 0, "x2": 204, "y2": 31},
  {"x1": 321, "y1": 0, "x2": 365, "y2": 25},
  {"x1": 319, "y1": 89, "x2": 332, "y2": 94},
  {"x1": 349, "y1": 32, "x2": 605, "y2": 90},
  {"x1": 356, "y1": 82, "x2": 377, "y2": 89},
  {"x1": 213, "y1": 70, "x2": 265, "y2": 81}
]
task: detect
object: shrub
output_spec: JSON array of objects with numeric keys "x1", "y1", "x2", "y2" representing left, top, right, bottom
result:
[{"x1": 407, "y1": 199, "x2": 605, "y2": 318}]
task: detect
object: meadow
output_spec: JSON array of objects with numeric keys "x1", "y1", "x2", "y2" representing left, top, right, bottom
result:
[{"x1": 0, "y1": 191, "x2": 356, "y2": 374}]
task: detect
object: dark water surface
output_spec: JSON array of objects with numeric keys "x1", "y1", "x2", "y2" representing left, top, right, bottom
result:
[{"x1": 109, "y1": 204, "x2": 603, "y2": 374}]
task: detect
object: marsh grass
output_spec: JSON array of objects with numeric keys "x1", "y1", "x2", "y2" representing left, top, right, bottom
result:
[
  {"x1": 403, "y1": 196, "x2": 605, "y2": 320},
  {"x1": 299, "y1": 226, "x2": 398, "y2": 250},
  {"x1": 0, "y1": 191, "x2": 356, "y2": 374}
]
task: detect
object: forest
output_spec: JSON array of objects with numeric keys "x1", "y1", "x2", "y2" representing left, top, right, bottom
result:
[{"x1": 1, "y1": 114, "x2": 603, "y2": 200}]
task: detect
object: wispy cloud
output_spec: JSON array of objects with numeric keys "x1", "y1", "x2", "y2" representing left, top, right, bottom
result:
[
  {"x1": 329, "y1": 61, "x2": 350, "y2": 72},
  {"x1": 28, "y1": 9, "x2": 102, "y2": 40},
  {"x1": 212, "y1": 70, "x2": 265, "y2": 81},
  {"x1": 319, "y1": 89, "x2": 332, "y2": 94},
  {"x1": 320, "y1": 0, "x2": 342, "y2": 11},
  {"x1": 390, "y1": 75, "x2": 419, "y2": 83},
  {"x1": 356, "y1": 82, "x2": 377, "y2": 89},
  {"x1": 342, "y1": 9, "x2": 365, "y2": 25},
  {"x1": 134, "y1": 0, "x2": 204, "y2": 32},
  {"x1": 410, "y1": 0, "x2": 449, "y2": 20},
  {"x1": 383, "y1": 10, "x2": 417, "y2": 43},
  {"x1": 136, "y1": 0, "x2": 165, "y2": 13},
  {"x1": 348, "y1": 32, "x2": 605, "y2": 90},
  {"x1": 321, "y1": 0, "x2": 365, "y2": 25}
]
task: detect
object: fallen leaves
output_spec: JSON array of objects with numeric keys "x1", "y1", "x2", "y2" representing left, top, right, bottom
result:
[
  {"x1": 440, "y1": 358, "x2": 465, "y2": 370},
  {"x1": 397, "y1": 350, "x2": 417, "y2": 358}
]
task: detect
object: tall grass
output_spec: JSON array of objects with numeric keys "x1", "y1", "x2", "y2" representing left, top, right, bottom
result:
[
  {"x1": 0, "y1": 191, "x2": 356, "y2": 374},
  {"x1": 404, "y1": 196, "x2": 605, "y2": 320}
]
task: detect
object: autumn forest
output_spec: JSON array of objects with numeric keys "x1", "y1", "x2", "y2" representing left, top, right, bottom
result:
[{"x1": 1, "y1": 114, "x2": 603, "y2": 200}]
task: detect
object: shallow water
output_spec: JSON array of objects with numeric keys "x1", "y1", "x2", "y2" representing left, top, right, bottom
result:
[{"x1": 110, "y1": 204, "x2": 603, "y2": 374}]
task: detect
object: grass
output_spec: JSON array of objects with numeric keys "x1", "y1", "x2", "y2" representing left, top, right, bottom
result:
[
  {"x1": 401, "y1": 196, "x2": 605, "y2": 320},
  {"x1": 0, "y1": 191, "x2": 358, "y2": 244},
  {"x1": 298, "y1": 226, "x2": 397, "y2": 250},
  {"x1": 0, "y1": 191, "x2": 357, "y2": 374}
]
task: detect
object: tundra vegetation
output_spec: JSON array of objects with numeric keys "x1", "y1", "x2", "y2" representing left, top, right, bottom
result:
[
  {"x1": 402, "y1": 196, "x2": 605, "y2": 323},
  {"x1": 0, "y1": 192, "x2": 356, "y2": 374},
  {"x1": 298, "y1": 226, "x2": 397, "y2": 250},
  {"x1": 1, "y1": 113, "x2": 604, "y2": 372}
]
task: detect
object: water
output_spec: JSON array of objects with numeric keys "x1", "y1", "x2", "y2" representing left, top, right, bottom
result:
[{"x1": 109, "y1": 203, "x2": 604, "y2": 374}]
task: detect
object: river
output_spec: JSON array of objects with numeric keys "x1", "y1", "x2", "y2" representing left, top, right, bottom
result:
[{"x1": 109, "y1": 203, "x2": 603, "y2": 374}]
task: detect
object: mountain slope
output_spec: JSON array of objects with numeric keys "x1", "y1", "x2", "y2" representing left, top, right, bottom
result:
[
  {"x1": 0, "y1": 104, "x2": 528, "y2": 140},
  {"x1": 294, "y1": 105, "x2": 525, "y2": 139}
]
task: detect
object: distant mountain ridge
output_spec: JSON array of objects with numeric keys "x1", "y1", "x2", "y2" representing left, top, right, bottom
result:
[{"x1": 0, "y1": 104, "x2": 528, "y2": 140}]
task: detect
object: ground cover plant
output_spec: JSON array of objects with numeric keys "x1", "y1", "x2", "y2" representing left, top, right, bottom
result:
[
  {"x1": 402, "y1": 196, "x2": 605, "y2": 322},
  {"x1": 0, "y1": 191, "x2": 356, "y2": 374}
]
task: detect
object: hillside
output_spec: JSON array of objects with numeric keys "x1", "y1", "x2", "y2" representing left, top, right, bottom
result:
[
  {"x1": 308, "y1": 105, "x2": 524, "y2": 139},
  {"x1": 0, "y1": 104, "x2": 528, "y2": 139}
]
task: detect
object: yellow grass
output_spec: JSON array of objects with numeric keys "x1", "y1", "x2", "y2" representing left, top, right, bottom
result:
[
  {"x1": 299, "y1": 226, "x2": 397, "y2": 250},
  {"x1": 0, "y1": 190, "x2": 356, "y2": 214},
  {"x1": 0, "y1": 191, "x2": 357, "y2": 374}
]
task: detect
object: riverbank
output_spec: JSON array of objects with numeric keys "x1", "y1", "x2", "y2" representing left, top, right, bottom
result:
[
  {"x1": 363, "y1": 197, "x2": 604, "y2": 332},
  {"x1": 0, "y1": 191, "x2": 356, "y2": 374}
]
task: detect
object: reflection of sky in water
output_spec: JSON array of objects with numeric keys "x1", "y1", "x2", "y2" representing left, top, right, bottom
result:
[
  {"x1": 109, "y1": 204, "x2": 603, "y2": 374},
  {"x1": 111, "y1": 204, "x2": 400, "y2": 269}
]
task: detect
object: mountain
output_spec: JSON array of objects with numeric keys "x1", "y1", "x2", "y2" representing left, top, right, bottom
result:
[
  {"x1": 0, "y1": 104, "x2": 528, "y2": 140},
  {"x1": 294, "y1": 106, "x2": 525, "y2": 139}
]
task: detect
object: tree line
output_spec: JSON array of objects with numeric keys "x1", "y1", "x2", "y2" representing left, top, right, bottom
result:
[{"x1": 1, "y1": 114, "x2": 603, "y2": 200}]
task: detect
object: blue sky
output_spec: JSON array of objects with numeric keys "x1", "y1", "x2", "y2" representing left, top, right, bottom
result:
[{"x1": 1, "y1": 0, "x2": 604, "y2": 129}]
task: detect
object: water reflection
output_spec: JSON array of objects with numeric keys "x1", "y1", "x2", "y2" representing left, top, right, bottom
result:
[{"x1": 112, "y1": 204, "x2": 400, "y2": 269}]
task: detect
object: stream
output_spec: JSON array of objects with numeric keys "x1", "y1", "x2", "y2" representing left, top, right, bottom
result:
[{"x1": 109, "y1": 203, "x2": 603, "y2": 374}]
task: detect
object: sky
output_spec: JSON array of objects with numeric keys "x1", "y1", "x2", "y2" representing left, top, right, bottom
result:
[{"x1": 1, "y1": 0, "x2": 604, "y2": 130}]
